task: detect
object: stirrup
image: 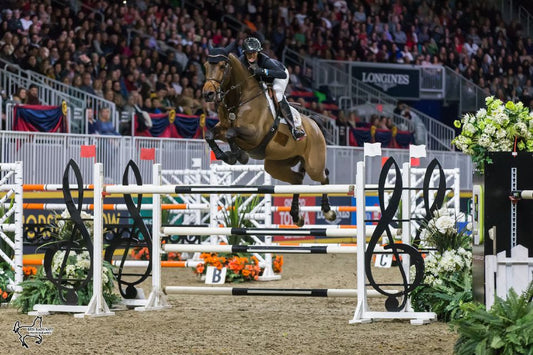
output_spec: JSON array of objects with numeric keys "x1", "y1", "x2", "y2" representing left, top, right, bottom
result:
[{"x1": 292, "y1": 127, "x2": 306, "y2": 140}]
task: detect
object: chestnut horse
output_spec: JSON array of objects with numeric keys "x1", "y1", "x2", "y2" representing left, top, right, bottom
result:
[{"x1": 202, "y1": 43, "x2": 335, "y2": 226}]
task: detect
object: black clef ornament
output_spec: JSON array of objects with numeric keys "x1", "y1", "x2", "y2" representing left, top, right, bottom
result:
[
  {"x1": 365, "y1": 157, "x2": 425, "y2": 312},
  {"x1": 43, "y1": 159, "x2": 93, "y2": 304},
  {"x1": 104, "y1": 160, "x2": 152, "y2": 299}
]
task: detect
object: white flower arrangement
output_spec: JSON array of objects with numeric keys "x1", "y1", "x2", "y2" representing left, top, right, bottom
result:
[
  {"x1": 410, "y1": 207, "x2": 473, "y2": 320},
  {"x1": 422, "y1": 248, "x2": 472, "y2": 287},
  {"x1": 452, "y1": 96, "x2": 533, "y2": 172}
]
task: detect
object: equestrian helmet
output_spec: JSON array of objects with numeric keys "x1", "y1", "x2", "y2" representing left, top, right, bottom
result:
[{"x1": 243, "y1": 37, "x2": 262, "y2": 53}]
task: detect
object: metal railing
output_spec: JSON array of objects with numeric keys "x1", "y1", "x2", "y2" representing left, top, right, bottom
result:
[
  {"x1": 444, "y1": 67, "x2": 488, "y2": 114},
  {"x1": 0, "y1": 130, "x2": 473, "y2": 190},
  {"x1": 500, "y1": 0, "x2": 533, "y2": 38},
  {"x1": 304, "y1": 57, "x2": 454, "y2": 150},
  {"x1": 0, "y1": 58, "x2": 116, "y2": 134},
  {"x1": 282, "y1": 47, "x2": 487, "y2": 116}
]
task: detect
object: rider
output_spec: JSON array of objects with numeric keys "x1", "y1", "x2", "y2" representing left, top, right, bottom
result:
[{"x1": 239, "y1": 37, "x2": 306, "y2": 140}]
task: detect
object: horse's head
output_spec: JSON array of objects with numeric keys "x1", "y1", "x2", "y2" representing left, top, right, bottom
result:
[{"x1": 203, "y1": 42, "x2": 236, "y2": 103}]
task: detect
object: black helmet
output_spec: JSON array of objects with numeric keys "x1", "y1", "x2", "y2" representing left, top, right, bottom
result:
[{"x1": 243, "y1": 37, "x2": 262, "y2": 53}]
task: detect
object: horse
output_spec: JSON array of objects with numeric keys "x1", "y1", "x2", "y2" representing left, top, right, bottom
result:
[{"x1": 202, "y1": 42, "x2": 336, "y2": 226}]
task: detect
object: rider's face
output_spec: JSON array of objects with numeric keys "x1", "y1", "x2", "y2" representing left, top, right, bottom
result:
[{"x1": 246, "y1": 51, "x2": 258, "y2": 64}]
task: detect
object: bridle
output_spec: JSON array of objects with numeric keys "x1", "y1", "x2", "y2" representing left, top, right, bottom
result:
[{"x1": 205, "y1": 54, "x2": 266, "y2": 115}]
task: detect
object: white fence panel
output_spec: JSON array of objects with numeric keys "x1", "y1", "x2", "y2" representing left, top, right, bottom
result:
[{"x1": 485, "y1": 245, "x2": 533, "y2": 309}]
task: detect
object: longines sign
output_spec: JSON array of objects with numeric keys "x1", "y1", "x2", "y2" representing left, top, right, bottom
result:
[{"x1": 352, "y1": 66, "x2": 420, "y2": 99}]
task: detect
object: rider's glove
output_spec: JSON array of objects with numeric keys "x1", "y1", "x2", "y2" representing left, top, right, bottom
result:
[{"x1": 250, "y1": 67, "x2": 266, "y2": 77}]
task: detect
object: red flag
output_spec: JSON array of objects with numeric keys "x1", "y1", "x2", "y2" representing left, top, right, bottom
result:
[
  {"x1": 80, "y1": 145, "x2": 96, "y2": 158},
  {"x1": 140, "y1": 148, "x2": 155, "y2": 161},
  {"x1": 410, "y1": 157, "x2": 420, "y2": 167},
  {"x1": 376, "y1": 104, "x2": 383, "y2": 112},
  {"x1": 381, "y1": 156, "x2": 388, "y2": 167},
  {"x1": 210, "y1": 151, "x2": 217, "y2": 161}
]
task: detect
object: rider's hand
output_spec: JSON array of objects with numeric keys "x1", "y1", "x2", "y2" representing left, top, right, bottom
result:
[{"x1": 250, "y1": 66, "x2": 265, "y2": 77}]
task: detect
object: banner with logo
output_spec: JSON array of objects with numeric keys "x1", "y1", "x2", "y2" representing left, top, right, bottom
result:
[{"x1": 352, "y1": 66, "x2": 420, "y2": 99}]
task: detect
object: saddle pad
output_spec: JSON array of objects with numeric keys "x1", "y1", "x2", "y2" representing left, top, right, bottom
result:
[{"x1": 264, "y1": 90, "x2": 300, "y2": 127}]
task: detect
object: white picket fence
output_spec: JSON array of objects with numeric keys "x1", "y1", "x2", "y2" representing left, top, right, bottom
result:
[{"x1": 485, "y1": 245, "x2": 533, "y2": 309}]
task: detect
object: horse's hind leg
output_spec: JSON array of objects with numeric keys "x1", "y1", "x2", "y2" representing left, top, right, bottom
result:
[
  {"x1": 265, "y1": 159, "x2": 305, "y2": 226},
  {"x1": 306, "y1": 160, "x2": 337, "y2": 223},
  {"x1": 320, "y1": 169, "x2": 336, "y2": 222},
  {"x1": 289, "y1": 193, "x2": 303, "y2": 227}
]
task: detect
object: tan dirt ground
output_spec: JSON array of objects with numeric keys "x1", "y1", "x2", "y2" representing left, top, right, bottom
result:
[{"x1": 0, "y1": 253, "x2": 457, "y2": 354}]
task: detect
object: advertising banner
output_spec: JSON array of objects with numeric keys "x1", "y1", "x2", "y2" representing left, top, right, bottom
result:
[{"x1": 352, "y1": 65, "x2": 420, "y2": 99}]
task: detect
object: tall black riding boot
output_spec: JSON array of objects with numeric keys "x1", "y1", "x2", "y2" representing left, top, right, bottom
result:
[{"x1": 279, "y1": 98, "x2": 305, "y2": 140}]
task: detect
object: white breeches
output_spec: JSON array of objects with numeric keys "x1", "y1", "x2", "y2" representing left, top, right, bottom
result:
[{"x1": 272, "y1": 68, "x2": 289, "y2": 102}]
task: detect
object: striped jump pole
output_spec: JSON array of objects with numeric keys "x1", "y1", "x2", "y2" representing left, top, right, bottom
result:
[
  {"x1": 511, "y1": 190, "x2": 533, "y2": 199},
  {"x1": 103, "y1": 184, "x2": 356, "y2": 195},
  {"x1": 22, "y1": 184, "x2": 94, "y2": 192},
  {"x1": 111, "y1": 260, "x2": 203, "y2": 268},
  {"x1": 161, "y1": 226, "x2": 357, "y2": 238},
  {"x1": 24, "y1": 258, "x2": 205, "y2": 269},
  {"x1": 14, "y1": 202, "x2": 209, "y2": 211},
  {"x1": 164, "y1": 286, "x2": 388, "y2": 298},
  {"x1": 163, "y1": 244, "x2": 358, "y2": 254}
]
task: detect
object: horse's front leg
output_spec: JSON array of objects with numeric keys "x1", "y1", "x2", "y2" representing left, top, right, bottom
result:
[
  {"x1": 205, "y1": 126, "x2": 236, "y2": 165},
  {"x1": 226, "y1": 128, "x2": 249, "y2": 165}
]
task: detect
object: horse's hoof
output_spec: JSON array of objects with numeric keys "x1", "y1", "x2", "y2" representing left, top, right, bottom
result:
[
  {"x1": 224, "y1": 154, "x2": 237, "y2": 165},
  {"x1": 296, "y1": 217, "x2": 305, "y2": 227},
  {"x1": 324, "y1": 210, "x2": 337, "y2": 222},
  {"x1": 238, "y1": 151, "x2": 249, "y2": 165},
  {"x1": 205, "y1": 130, "x2": 214, "y2": 140}
]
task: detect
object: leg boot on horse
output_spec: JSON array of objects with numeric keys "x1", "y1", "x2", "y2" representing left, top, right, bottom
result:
[{"x1": 226, "y1": 128, "x2": 250, "y2": 165}]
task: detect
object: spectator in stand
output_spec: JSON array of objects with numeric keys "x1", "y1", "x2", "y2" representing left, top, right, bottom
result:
[
  {"x1": 12, "y1": 87, "x2": 27, "y2": 104},
  {"x1": 80, "y1": 72, "x2": 96, "y2": 95},
  {"x1": 26, "y1": 84, "x2": 40, "y2": 105},
  {"x1": 92, "y1": 106, "x2": 119, "y2": 136}
]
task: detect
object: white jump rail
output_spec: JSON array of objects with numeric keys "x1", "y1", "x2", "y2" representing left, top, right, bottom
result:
[{"x1": 0, "y1": 162, "x2": 24, "y2": 298}]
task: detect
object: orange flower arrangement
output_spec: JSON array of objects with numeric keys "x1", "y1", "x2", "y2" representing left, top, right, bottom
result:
[
  {"x1": 194, "y1": 252, "x2": 281, "y2": 283},
  {"x1": 131, "y1": 246, "x2": 150, "y2": 260},
  {"x1": 273, "y1": 255, "x2": 283, "y2": 273},
  {"x1": 23, "y1": 266, "x2": 37, "y2": 277},
  {"x1": 131, "y1": 242, "x2": 181, "y2": 262}
]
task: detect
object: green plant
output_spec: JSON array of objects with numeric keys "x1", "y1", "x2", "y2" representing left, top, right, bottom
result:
[
  {"x1": 452, "y1": 282, "x2": 533, "y2": 355},
  {"x1": 221, "y1": 195, "x2": 259, "y2": 245},
  {"x1": 452, "y1": 96, "x2": 533, "y2": 172},
  {"x1": 411, "y1": 208, "x2": 473, "y2": 321}
]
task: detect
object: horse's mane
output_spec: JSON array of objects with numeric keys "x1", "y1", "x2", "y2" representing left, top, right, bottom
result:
[{"x1": 228, "y1": 53, "x2": 259, "y2": 88}]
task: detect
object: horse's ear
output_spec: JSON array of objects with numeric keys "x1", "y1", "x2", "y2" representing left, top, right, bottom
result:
[{"x1": 225, "y1": 41, "x2": 236, "y2": 54}]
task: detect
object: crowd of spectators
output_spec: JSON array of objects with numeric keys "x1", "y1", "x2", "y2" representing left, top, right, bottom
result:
[{"x1": 0, "y1": 0, "x2": 531, "y2": 141}]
